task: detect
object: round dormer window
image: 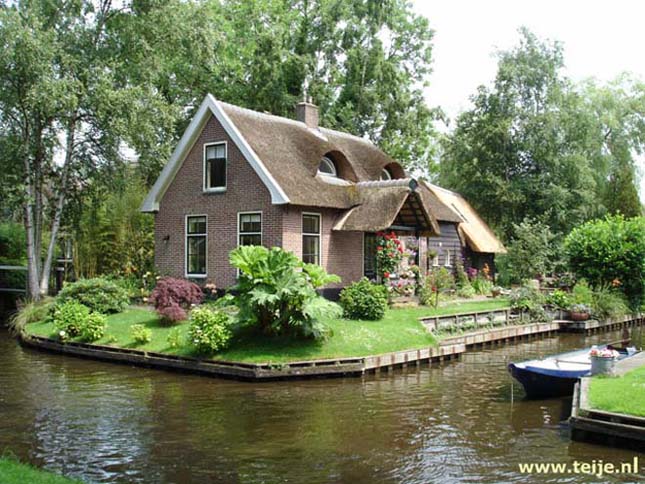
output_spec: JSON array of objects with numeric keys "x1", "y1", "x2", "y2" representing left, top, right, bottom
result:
[
  {"x1": 380, "y1": 168, "x2": 392, "y2": 181},
  {"x1": 318, "y1": 156, "x2": 337, "y2": 177}
]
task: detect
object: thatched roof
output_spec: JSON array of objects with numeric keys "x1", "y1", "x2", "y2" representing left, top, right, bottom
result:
[
  {"x1": 423, "y1": 182, "x2": 507, "y2": 254},
  {"x1": 221, "y1": 102, "x2": 401, "y2": 209},
  {"x1": 333, "y1": 181, "x2": 440, "y2": 236}
]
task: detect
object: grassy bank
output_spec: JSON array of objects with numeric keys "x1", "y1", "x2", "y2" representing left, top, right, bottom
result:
[
  {"x1": 588, "y1": 366, "x2": 645, "y2": 417},
  {"x1": 0, "y1": 458, "x2": 82, "y2": 484},
  {"x1": 25, "y1": 298, "x2": 509, "y2": 364}
]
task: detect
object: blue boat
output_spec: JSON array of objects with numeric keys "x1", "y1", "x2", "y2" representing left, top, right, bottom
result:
[{"x1": 508, "y1": 345, "x2": 637, "y2": 399}]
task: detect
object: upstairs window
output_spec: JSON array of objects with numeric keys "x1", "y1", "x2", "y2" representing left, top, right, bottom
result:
[
  {"x1": 380, "y1": 168, "x2": 392, "y2": 181},
  {"x1": 318, "y1": 156, "x2": 337, "y2": 177},
  {"x1": 186, "y1": 215, "x2": 207, "y2": 277},
  {"x1": 204, "y1": 142, "x2": 226, "y2": 191},
  {"x1": 238, "y1": 212, "x2": 262, "y2": 246},
  {"x1": 302, "y1": 213, "x2": 321, "y2": 264}
]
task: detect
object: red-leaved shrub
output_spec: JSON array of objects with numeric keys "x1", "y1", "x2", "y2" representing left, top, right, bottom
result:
[{"x1": 149, "y1": 277, "x2": 203, "y2": 322}]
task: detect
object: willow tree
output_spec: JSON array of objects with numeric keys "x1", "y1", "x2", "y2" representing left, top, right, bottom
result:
[{"x1": 0, "y1": 1, "x2": 173, "y2": 298}]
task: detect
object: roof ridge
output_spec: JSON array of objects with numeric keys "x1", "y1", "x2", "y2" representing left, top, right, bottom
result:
[{"x1": 218, "y1": 100, "x2": 376, "y2": 147}]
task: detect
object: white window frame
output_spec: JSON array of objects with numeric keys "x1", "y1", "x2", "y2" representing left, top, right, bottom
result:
[
  {"x1": 380, "y1": 168, "x2": 392, "y2": 181},
  {"x1": 317, "y1": 156, "x2": 337, "y2": 178},
  {"x1": 185, "y1": 214, "x2": 208, "y2": 278},
  {"x1": 302, "y1": 212, "x2": 322, "y2": 265},
  {"x1": 203, "y1": 141, "x2": 227, "y2": 193},
  {"x1": 445, "y1": 249, "x2": 452, "y2": 267},
  {"x1": 237, "y1": 211, "x2": 263, "y2": 247}
]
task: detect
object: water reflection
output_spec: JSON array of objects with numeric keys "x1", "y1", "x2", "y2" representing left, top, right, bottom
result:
[{"x1": 0, "y1": 327, "x2": 643, "y2": 483}]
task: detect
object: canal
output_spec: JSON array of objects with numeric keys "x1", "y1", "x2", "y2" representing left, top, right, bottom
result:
[{"x1": 1, "y1": 326, "x2": 643, "y2": 483}]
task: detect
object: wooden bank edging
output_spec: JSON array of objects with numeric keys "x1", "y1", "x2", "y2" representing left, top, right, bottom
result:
[
  {"x1": 557, "y1": 314, "x2": 645, "y2": 334},
  {"x1": 570, "y1": 354, "x2": 645, "y2": 449},
  {"x1": 18, "y1": 331, "x2": 465, "y2": 381},
  {"x1": 19, "y1": 313, "x2": 644, "y2": 382},
  {"x1": 18, "y1": 319, "x2": 561, "y2": 381}
]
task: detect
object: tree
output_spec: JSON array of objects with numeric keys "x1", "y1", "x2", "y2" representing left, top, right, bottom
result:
[
  {"x1": 439, "y1": 28, "x2": 597, "y2": 239},
  {"x1": 564, "y1": 215, "x2": 645, "y2": 309},
  {"x1": 0, "y1": 1, "x2": 172, "y2": 298},
  {"x1": 577, "y1": 76, "x2": 645, "y2": 217},
  {"x1": 501, "y1": 218, "x2": 558, "y2": 284}
]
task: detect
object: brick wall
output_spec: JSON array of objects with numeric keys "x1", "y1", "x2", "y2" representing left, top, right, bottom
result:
[
  {"x1": 282, "y1": 205, "x2": 363, "y2": 288},
  {"x1": 154, "y1": 115, "x2": 365, "y2": 289},
  {"x1": 154, "y1": 115, "x2": 282, "y2": 288}
]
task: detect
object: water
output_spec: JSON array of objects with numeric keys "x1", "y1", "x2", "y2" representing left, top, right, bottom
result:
[{"x1": 1, "y1": 326, "x2": 644, "y2": 483}]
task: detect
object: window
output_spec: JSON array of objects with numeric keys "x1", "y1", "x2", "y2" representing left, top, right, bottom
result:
[
  {"x1": 445, "y1": 249, "x2": 452, "y2": 267},
  {"x1": 380, "y1": 168, "x2": 392, "y2": 181},
  {"x1": 302, "y1": 213, "x2": 321, "y2": 264},
  {"x1": 363, "y1": 233, "x2": 377, "y2": 278},
  {"x1": 186, "y1": 215, "x2": 207, "y2": 277},
  {"x1": 238, "y1": 212, "x2": 262, "y2": 246},
  {"x1": 318, "y1": 156, "x2": 337, "y2": 177},
  {"x1": 204, "y1": 142, "x2": 226, "y2": 190}
]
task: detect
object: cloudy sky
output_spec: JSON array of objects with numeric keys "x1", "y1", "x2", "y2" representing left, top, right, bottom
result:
[{"x1": 412, "y1": 0, "x2": 645, "y2": 198}]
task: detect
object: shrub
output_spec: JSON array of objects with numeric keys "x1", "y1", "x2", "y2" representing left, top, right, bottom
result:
[
  {"x1": 471, "y1": 275, "x2": 493, "y2": 295},
  {"x1": 188, "y1": 307, "x2": 232, "y2": 354},
  {"x1": 456, "y1": 284, "x2": 476, "y2": 299},
  {"x1": 230, "y1": 245, "x2": 341, "y2": 339},
  {"x1": 420, "y1": 267, "x2": 455, "y2": 307},
  {"x1": 572, "y1": 281, "x2": 594, "y2": 306},
  {"x1": 510, "y1": 285, "x2": 545, "y2": 313},
  {"x1": 52, "y1": 301, "x2": 90, "y2": 339},
  {"x1": 339, "y1": 278, "x2": 388, "y2": 320},
  {"x1": 565, "y1": 215, "x2": 645, "y2": 309},
  {"x1": 149, "y1": 277, "x2": 203, "y2": 322},
  {"x1": 130, "y1": 324, "x2": 152, "y2": 345},
  {"x1": 80, "y1": 312, "x2": 108, "y2": 342},
  {"x1": 56, "y1": 277, "x2": 129, "y2": 314},
  {"x1": 545, "y1": 289, "x2": 572, "y2": 309},
  {"x1": 591, "y1": 285, "x2": 630, "y2": 320},
  {"x1": 167, "y1": 327, "x2": 183, "y2": 349}
]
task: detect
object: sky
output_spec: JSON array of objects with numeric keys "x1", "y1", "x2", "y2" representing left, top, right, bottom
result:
[{"x1": 412, "y1": 0, "x2": 645, "y2": 199}]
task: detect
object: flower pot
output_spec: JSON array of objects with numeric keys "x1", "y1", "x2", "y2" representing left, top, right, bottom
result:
[
  {"x1": 569, "y1": 311, "x2": 589, "y2": 321},
  {"x1": 491, "y1": 289, "x2": 501, "y2": 298},
  {"x1": 590, "y1": 355, "x2": 616, "y2": 375}
]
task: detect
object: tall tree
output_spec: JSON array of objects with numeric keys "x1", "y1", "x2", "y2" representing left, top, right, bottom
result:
[
  {"x1": 0, "y1": 1, "x2": 172, "y2": 298},
  {"x1": 439, "y1": 28, "x2": 597, "y2": 239}
]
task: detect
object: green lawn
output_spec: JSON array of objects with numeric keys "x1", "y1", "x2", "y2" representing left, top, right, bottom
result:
[
  {"x1": 25, "y1": 298, "x2": 509, "y2": 364},
  {"x1": 0, "y1": 458, "x2": 82, "y2": 484},
  {"x1": 588, "y1": 366, "x2": 645, "y2": 417}
]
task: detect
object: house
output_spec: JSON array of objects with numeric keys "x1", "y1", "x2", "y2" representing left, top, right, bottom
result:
[{"x1": 141, "y1": 95, "x2": 505, "y2": 296}]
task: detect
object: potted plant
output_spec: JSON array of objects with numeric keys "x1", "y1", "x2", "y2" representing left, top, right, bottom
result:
[
  {"x1": 589, "y1": 346, "x2": 619, "y2": 375},
  {"x1": 491, "y1": 285, "x2": 503, "y2": 298},
  {"x1": 569, "y1": 303, "x2": 591, "y2": 321}
]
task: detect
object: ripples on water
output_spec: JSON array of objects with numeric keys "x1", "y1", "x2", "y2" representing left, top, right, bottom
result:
[{"x1": 1, "y1": 327, "x2": 644, "y2": 483}]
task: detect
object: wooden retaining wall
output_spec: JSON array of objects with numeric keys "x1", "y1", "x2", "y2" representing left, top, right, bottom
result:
[
  {"x1": 570, "y1": 376, "x2": 645, "y2": 450},
  {"x1": 557, "y1": 314, "x2": 645, "y2": 334},
  {"x1": 19, "y1": 311, "x2": 644, "y2": 382},
  {"x1": 440, "y1": 321, "x2": 561, "y2": 348},
  {"x1": 19, "y1": 332, "x2": 465, "y2": 381}
]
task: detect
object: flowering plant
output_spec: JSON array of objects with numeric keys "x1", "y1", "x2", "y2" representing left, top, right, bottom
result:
[
  {"x1": 375, "y1": 231, "x2": 403, "y2": 281},
  {"x1": 467, "y1": 267, "x2": 478, "y2": 279},
  {"x1": 589, "y1": 347, "x2": 619, "y2": 359}
]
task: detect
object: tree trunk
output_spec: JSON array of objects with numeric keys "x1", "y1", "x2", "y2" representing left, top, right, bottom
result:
[
  {"x1": 23, "y1": 174, "x2": 41, "y2": 300},
  {"x1": 39, "y1": 118, "x2": 75, "y2": 297}
]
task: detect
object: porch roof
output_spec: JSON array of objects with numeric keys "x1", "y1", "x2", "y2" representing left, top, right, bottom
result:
[{"x1": 333, "y1": 182, "x2": 440, "y2": 236}]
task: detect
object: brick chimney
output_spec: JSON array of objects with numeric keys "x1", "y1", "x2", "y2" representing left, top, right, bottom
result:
[{"x1": 296, "y1": 96, "x2": 319, "y2": 129}]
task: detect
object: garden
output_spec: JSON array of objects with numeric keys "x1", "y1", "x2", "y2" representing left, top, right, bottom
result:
[
  {"x1": 13, "y1": 215, "x2": 645, "y2": 365},
  {"x1": 17, "y1": 243, "x2": 513, "y2": 364}
]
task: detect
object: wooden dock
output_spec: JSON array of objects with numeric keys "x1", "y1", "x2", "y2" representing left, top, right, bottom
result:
[{"x1": 570, "y1": 353, "x2": 645, "y2": 450}]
